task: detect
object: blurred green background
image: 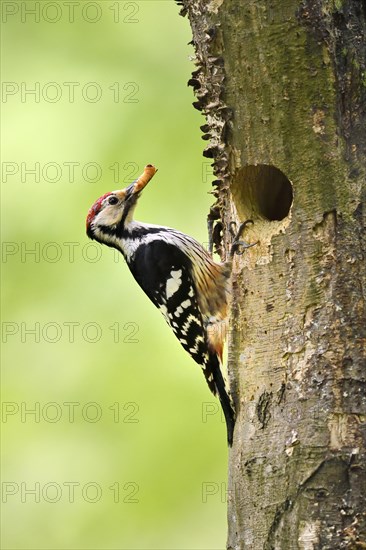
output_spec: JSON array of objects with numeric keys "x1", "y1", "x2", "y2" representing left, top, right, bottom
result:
[{"x1": 1, "y1": 1, "x2": 228, "y2": 548}]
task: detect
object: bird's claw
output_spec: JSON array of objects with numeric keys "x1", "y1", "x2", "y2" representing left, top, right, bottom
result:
[
  {"x1": 229, "y1": 220, "x2": 258, "y2": 257},
  {"x1": 230, "y1": 219, "x2": 254, "y2": 238},
  {"x1": 231, "y1": 240, "x2": 258, "y2": 256}
]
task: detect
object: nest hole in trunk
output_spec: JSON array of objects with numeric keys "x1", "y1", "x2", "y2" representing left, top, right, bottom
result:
[{"x1": 232, "y1": 165, "x2": 293, "y2": 222}]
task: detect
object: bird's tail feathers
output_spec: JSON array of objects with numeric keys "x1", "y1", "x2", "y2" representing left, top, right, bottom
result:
[{"x1": 207, "y1": 351, "x2": 236, "y2": 446}]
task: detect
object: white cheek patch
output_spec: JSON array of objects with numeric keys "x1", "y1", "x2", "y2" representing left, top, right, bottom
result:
[
  {"x1": 101, "y1": 206, "x2": 123, "y2": 227},
  {"x1": 166, "y1": 269, "x2": 182, "y2": 299}
]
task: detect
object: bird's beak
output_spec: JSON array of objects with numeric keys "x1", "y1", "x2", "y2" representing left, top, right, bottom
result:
[{"x1": 124, "y1": 164, "x2": 158, "y2": 199}]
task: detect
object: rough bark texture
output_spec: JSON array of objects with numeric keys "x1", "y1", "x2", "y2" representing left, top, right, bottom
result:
[{"x1": 178, "y1": 0, "x2": 366, "y2": 548}]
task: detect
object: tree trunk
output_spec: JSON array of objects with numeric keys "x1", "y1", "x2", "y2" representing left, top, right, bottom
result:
[{"x1": 178, "y1": 0, "x2": 366, "y2": 548}]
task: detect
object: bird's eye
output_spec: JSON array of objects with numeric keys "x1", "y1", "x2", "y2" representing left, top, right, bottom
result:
[{"x1": 108, "y1": 196, "x2": 119, "y2": 205}]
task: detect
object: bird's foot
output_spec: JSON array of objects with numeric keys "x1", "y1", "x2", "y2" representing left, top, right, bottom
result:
[{"x1": 229, "y1": 220, "x2": 258, "y2": 257}]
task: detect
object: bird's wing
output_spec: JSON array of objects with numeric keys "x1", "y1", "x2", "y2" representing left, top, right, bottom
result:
[{"x1": 128, "y1": 240, "x2": 217, "y2": 392}]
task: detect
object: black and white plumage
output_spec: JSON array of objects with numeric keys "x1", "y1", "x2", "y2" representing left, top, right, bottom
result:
[{"x1": 86, "y1": 165, "x2": 235, "y2": 445}]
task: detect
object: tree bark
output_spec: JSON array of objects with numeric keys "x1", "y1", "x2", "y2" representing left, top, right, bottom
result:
[{"x1": 178, "y1": 0, "x2": 366, "y2": 548}]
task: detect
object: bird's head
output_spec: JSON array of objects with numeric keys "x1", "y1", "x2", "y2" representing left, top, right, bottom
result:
[{"x1": 86, "y1": 164, "x2": 157, "y2": 241}]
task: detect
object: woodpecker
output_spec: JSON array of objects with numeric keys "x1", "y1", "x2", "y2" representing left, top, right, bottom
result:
[{"x1": 86, "y1": 165, "x2": 253, "y2": 445}]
